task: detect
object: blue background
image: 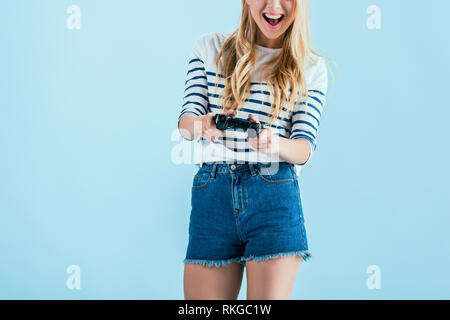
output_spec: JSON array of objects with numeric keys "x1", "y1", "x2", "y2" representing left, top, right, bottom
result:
[{"x1": 1, "y1": 0, "x2": 449, "y2": 299}]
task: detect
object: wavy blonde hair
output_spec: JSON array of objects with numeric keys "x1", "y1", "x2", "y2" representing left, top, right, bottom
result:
[{"x1": 213, "y1": 0, "x2": 326, "y2": 126}]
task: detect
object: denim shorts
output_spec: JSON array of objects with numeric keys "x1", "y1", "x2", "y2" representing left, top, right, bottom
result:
[{"x1": 183, "y1": 161, "x2": 311, "y2": 268}]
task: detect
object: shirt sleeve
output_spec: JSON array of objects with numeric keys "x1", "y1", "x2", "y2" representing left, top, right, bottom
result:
[
  {"x1": 177, "y1": 36, "x2": 209, "y2": 126},
  {"x1": 289, "y1": 56, "x2": 328, "y2": 165}
]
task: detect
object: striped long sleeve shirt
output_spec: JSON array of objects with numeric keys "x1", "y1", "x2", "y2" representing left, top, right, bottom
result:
[{"x1": 178, "y1": 32, "x2": 328, "y2": 174}]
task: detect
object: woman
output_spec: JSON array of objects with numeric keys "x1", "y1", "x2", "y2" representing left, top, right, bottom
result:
[{"x1": 178, "y1": 0, "x2": 329, "y2": 300}]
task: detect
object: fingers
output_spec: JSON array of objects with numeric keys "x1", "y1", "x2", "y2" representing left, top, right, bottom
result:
[
  {"x1": 247, "y1": 128, "x2": 273, "y2": 153},
  {"x1": 204, "y1": 130, "x2": 223, "y2": 142},
  {"x1": 248, "y1": 114, "x2": 260, "y2": 123},
  {"x1": 202, "y1": 113, "x2": 225, "y2": 142},
  {"x1": 249, "y1": 141, "x2": 270, "y2": 151},
  {"x1": 204, "y1": 133, "x2": 220, "y2": 142},
  {"x1": 203, "y1": 109, "x2": 236, "y2": 141},
  {"x1": 248, "y1": 128, "x2": 270, "y2": 142},
  {"x1": 204, "y1": 126, "x2": 224, "y2": 142}
]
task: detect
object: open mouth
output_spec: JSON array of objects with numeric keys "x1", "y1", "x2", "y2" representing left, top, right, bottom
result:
[{"x1": 262, "y1": 13, "x2": 285, "y2": 27}]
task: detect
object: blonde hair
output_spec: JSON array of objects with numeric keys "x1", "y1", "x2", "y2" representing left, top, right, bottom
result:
[{"x1": 213, "y1": 0, "x2": 328, "y2": 126}]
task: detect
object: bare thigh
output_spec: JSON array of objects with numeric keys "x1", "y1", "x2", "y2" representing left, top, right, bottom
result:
[
  {"x1": 246, "y1": 255, "x2": 302, "y2": 300},
  {"x1": 184, "y1": 262, "x2": 244, "y2": 300}
]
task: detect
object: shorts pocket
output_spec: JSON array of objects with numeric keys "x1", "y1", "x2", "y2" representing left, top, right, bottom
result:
[
  {"x1": 255, "y1": 164, "x2": 294, "y2": 184},
  {"x1": 192, "y1": 168, "x2": 213, "y2": 190}
]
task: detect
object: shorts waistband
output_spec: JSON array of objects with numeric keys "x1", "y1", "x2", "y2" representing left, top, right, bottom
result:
[{"x1": 199, "y1": 161, "x2": 294, "y2": 176}]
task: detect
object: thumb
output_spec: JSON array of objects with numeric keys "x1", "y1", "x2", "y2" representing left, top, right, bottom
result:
[{"x1": 248, "y1": 114, "x2": 260, "y2": 123}]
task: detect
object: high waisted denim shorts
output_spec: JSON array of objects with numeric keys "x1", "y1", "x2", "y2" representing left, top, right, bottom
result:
[{"x1": 183, "y1": 161, "x2": 311, "y2": 268}]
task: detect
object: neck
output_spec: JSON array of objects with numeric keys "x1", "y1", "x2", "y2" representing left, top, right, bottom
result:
[{"x1": 255, "y1": 32, "x2": 284, "y2": 49}]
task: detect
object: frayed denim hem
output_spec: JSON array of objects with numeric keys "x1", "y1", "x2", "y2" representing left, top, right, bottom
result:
[
  {"x1": 183, "y1": 257, "x2": 245, "y2": 268},
  {"x1": 240, "y1": 250, "x2": 312, "y2": 263},
  {"x1": 183, "y1": 250, "x2": 311, "y2": 268}
]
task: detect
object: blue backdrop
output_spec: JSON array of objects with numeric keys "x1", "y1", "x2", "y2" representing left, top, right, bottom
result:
[{"x1": 1, "y1": 0, "x2": 449, "y2": 299}]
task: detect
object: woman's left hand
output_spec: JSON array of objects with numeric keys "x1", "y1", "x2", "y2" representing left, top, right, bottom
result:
[{"x1": 246, "y1": 114, "x2": 279, "y2": 155}]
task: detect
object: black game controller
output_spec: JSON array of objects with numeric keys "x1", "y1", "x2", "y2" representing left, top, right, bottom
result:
[{"x1": 214, "y1": 113, "x2": 264, "y2": 138}]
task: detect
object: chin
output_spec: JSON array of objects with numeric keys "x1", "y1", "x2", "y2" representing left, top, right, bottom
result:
[{"x1": 260, "y1": 29, "x2": 284, "y2": 39}]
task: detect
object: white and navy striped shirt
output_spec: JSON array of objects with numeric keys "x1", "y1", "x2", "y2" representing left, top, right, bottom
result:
[{"x1": 178, "y1": 32, "x2": 328, "y2": 173}]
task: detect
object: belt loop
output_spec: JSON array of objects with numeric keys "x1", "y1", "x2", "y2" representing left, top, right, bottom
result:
[
  {"x1": 210, "y1": 163, "x2": 218, "y2": 179},
  {"x1": 249, "y1": 163, "x2": 257, "y2": 176}
]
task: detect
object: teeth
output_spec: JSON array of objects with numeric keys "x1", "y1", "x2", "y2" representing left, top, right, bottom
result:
[{"x1": 264, "y1": 14, "x2": 283, "y2": 19}]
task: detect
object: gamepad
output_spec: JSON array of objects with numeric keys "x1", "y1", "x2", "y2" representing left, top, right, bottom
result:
[{"x1": 214, "y1": 113, "x2": 264, "y2": 138}]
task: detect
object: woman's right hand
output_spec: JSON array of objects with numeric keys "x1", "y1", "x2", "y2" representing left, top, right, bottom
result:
[{"x1": 200, "y1": 110, "x2": 236, "y2": 142}]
